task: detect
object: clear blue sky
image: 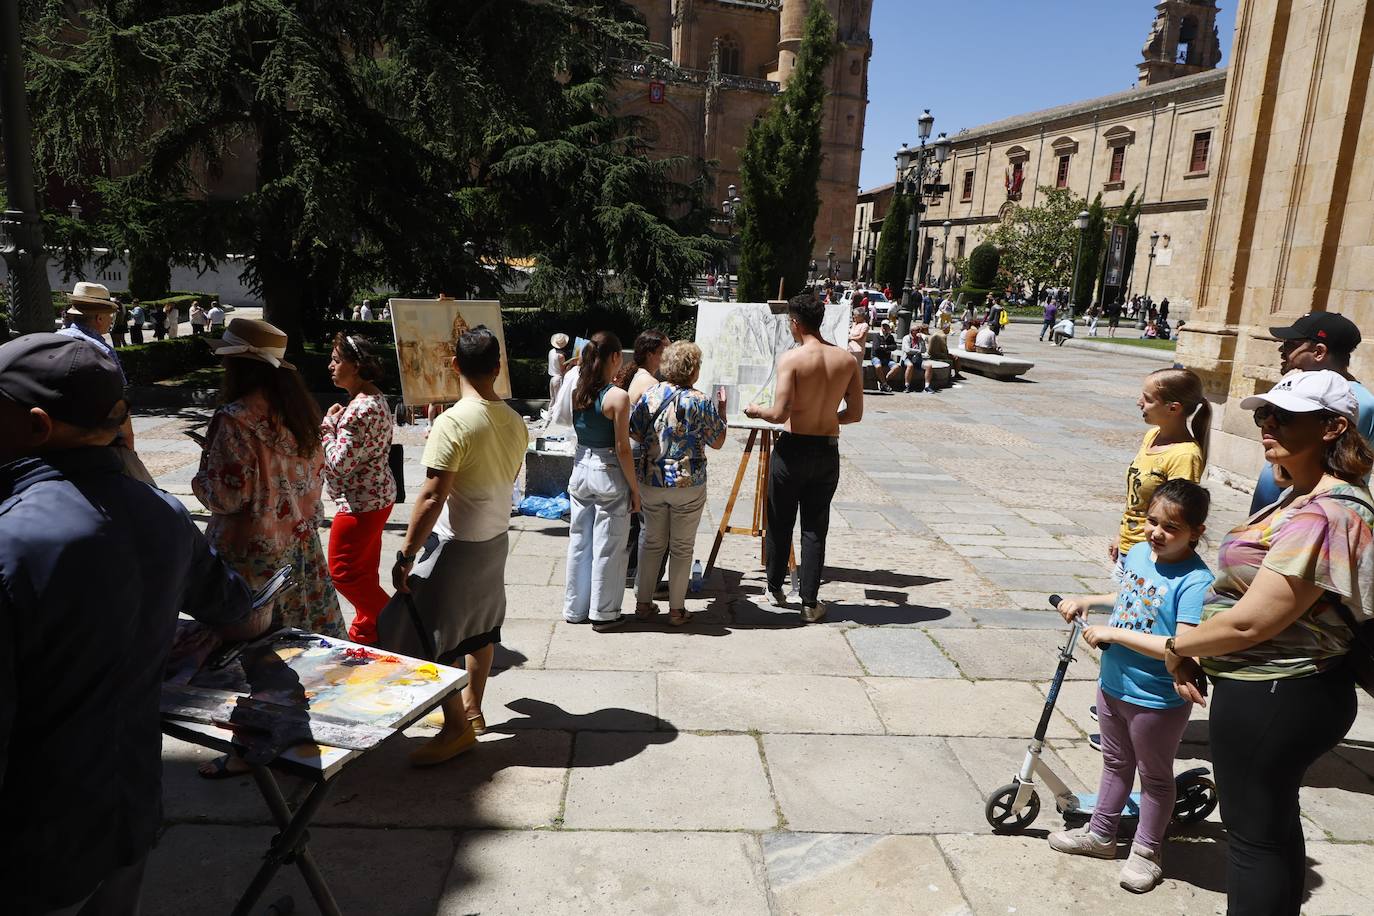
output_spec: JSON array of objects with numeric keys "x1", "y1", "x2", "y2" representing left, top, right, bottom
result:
[{"x1": 858, "y1": 1, "x2": 1237, "y2": 190}]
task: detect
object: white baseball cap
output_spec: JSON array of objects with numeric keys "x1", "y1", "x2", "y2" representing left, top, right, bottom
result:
[{"x1": 1239, "y1": 369, "x2": 1358, "y2": 419}]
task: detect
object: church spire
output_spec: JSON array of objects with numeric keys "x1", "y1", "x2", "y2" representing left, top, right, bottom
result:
[{"x1": 1138, "y1": 0, "x2": 1223, "y2": 86}]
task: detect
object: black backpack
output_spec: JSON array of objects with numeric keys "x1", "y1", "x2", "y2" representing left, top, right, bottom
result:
[{"x1": 1320, "y1": 492, "x2": 1374, "y2": 697}]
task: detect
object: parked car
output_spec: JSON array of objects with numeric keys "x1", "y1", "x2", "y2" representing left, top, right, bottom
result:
[{"x1": 839, "y1": 288, "x2": 890, "y2": 319}]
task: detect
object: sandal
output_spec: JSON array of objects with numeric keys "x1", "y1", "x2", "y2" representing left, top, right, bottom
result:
[
  {"x1": 635, "y1": 601, "x2": 660, "y2": 619},
  {"x1": 198, "y1": 754, "x2": 250, "y2": 780},
  {"x1": 469, "y1": 713, "x2": 487, "y2": 735},
  {"x1": 669, "y1": 608, "x2": 692, "y2": 626}
]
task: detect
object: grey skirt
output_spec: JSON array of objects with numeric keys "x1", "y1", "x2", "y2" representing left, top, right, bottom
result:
[{"x1": 378, "y1": 530, "x2": 508, "y2": 665}]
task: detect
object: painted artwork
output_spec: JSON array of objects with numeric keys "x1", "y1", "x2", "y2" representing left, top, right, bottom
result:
[
  {"x1": 389, "y1": 298, "x2": 511, "y2": 405},
  {"x1": 189, "y1": 631, "x2": 460, "y2": 729},
  {"x1": 693, "y1": 300, "x2": 849, "y2": 421}
]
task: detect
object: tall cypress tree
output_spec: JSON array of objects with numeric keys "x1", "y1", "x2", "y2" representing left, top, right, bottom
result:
[
  {"x1": 1073, "y1": 193, "x2": 1105, "y2": 309},
  {"x1": 735, "y1": 3, "x2": 835, "y2": 302},
  {"x1": 872, "y1": 192, "x2": 912, "y2": 295}
]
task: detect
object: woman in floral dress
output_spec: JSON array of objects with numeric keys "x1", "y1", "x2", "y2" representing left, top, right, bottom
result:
[{"x1": 193, "y1": 318, "x2": 344, "y2": 637}]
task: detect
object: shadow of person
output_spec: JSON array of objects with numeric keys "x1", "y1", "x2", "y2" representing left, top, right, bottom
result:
[
  {"x1": 820, "y1": 566, "x2": 950, "y2": 590},
  {"x1": 497, "y1": 699, "x2": 677, "y2": 760},
  {"x1": 492, "y1": 645, "x2": 530, "y2": 672},
  {"x1": 828, "y1": 599, "x2": 954, "y2": 626},
  {"x1": 1159, "y1": 820, "x2": 1326, "y2": 900}
]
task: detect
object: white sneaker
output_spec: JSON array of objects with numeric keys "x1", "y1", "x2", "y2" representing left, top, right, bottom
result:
[
  {"x1": 1047, "y1": 826, "x2": 1116, "y2": 859},
  {"x1": 1119, "y1": 844, "x2": 1163, "y2": 893}
]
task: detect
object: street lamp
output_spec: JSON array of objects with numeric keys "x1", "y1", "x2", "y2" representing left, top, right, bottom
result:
[
  {"x1": 463, "y1": 240, "x2": 476, "y2": 299},
  {"x1": 1143, "y1": 230, "x2": 1161, "y2": 302},
  {"x1": 891, "y1": 112, "x2": 951, "y2": 336},
  {"x1": 68, "y1": 200, "x2": 82, "y2": 221},
  {"x1": 826, "y1": 245, "x2": 836, "y2": 281},
  {"x1": 940, "y1": 220, "x2": 952, "y2": 290},
  {"x1": 1069, "y1": 209, "x2": 1090, "y2": 318},
  {"x1": 720, "y1": 184, "x2": 742, "y2": 300}
]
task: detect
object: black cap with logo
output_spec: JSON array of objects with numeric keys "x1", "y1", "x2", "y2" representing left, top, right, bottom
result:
[
  {"x1": 0, "y1": 333, "x2": 125, "y2": 427},
  {"x1": 1269, "y1": 312, "x2": 1362, "y2": 354}
]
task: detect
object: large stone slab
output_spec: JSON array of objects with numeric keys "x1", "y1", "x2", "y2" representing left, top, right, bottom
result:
[
  {"x1": 1297, "y1": 750, "x2": 1374, "y2": 841},
  {"x1": 658, "y1": 672, "x2": 884, "y2": 734},
  {"x1": 931, "y1": 628, "x2": 1099, "y2": 681},
  {"x1": 936, "y1": 833, "x2": 1227, "y2": 916},
  {"x1": 564, "y1": 732, "x2": 775, "y2": 830},
  {"x1": 845, "y1": 628, "x2": 961, "y2": 678},
  {"x1": 144, "y1": 825, "x2": 454, "y2": 916},
  {"x1": 478, "y1": 669, "x2": 660, "y2": 731},
  {"x1": 764, "y1": 734, "x2": 986, "y2": 834},
  {"x1": 865, "y1": 678, "x2": 1078, "y2": 739},
  {"x1": 544, "y1": 620, "x2": 864, "y2": 675},
  {"x1": 438, "y1": 830, "x2": 772, "y2": 914},
  {"x1": 493, "y1": 618, "x2": 554, "y2": 670},
  {"x1": 1302, "y1": 841, "x2": 1374, "y2": 914},
  {"x1": 762, "y1": 833, "x2": 972, "y2": 915},
  {"x1": 312, "y1": 727, "x2": 569, "y2": 829}
]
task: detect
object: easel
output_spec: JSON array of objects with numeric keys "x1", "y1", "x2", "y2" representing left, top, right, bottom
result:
[{"x1": 705, "y1": 422, "x2": 796, "y2": 584}]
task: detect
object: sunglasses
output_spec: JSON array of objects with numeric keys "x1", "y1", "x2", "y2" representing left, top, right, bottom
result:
[{"x1": 1252, "y1": 404, "x2": 1332, "y2": 427}]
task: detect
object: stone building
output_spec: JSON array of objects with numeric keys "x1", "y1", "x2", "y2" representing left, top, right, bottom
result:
[
  {"x1": 619, "y1": 0, "x2": 873, "y2": 279},
  {"x1": 1177, "y1": 0, "x2": 1374, "y2": 486},
  {"x1": 857, "y1": 1, "x2": 1226, "y2": 316}
]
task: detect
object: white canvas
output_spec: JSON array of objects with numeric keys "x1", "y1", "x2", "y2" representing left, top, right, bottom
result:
[
  {"x1": 693, "y1": 300, "x2": 849, "y2": 422},
  {"x1": 389, "y1": 298, "x2": 511, "y2": 405}
]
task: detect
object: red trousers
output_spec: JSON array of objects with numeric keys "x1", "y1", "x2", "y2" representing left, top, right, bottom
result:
[{"x1": 328, "y1": 505, "x2": 392, "y2": 644}]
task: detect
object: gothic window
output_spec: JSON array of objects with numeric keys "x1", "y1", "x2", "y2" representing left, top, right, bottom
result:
[
  {"x1": 961, "y1": 170, "x2": 975, "y2": 202},
  {"x1": 1056, "y1": 154, "x2": 1071, "y2": 189},
  {"x1": 1189, "y1": 131, "x2": 1212, "y2": 173},
  {"x1": 717, "y1": 36, "x2": 742, "y2": 76},
  {"x1": 1109, "y1": 146, "x2": 1126, "y2": 183}
]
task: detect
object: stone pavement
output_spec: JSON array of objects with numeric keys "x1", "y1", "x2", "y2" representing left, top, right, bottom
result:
[{"x1": 140, "y1": 324, "x2": 1374, "y2": 914}]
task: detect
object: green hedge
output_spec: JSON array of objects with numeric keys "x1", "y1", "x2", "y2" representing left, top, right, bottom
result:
[{"x1": 118, "y1": 337, "x2": 219, "y2": 387}]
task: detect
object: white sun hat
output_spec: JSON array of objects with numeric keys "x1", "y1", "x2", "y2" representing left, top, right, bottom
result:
[{"x1": 1239, "y1": 369, "x2": 1357, "y2": 420}]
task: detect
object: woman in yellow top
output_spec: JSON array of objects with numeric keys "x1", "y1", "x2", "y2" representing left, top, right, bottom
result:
[{"x1": 1110, "y1": 368, "x2": 1210, "y2": 576}]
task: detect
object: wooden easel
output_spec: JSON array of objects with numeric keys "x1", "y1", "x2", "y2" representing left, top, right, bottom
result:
[{"x1": 705, "y1": 425, "x2": 796, "y2": 577}]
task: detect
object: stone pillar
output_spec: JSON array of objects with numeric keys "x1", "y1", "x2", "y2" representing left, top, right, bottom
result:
[
  {"x1": 1177, "y1": 0, "x2": 1374, "y2": 488},
  {"x1": 776, "y1": 0, "x2": 808, "y2": 85}
]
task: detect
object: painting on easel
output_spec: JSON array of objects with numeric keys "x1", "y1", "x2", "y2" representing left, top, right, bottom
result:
[
  {"x1": 693, "y1": 300, "x2": 849, "y2": 423},
  {"x1": 389, "y1": 298, "x2": 511, "y2": 405}
]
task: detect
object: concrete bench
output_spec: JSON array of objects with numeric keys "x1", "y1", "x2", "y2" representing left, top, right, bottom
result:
[
  {"x1": 863, "y1": 359, "x2": 951, "y2": 390},
  {"x1": 953, "y1": 349, "x2": 1034, "y2": 380}
]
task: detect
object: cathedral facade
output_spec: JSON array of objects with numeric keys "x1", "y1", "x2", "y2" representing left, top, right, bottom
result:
[
  {"x1": 858, "y1": 2, "x2": 1226, "y2": 319},
  {"x1": 619, "y1": 0, "x2": 873, "y2": 279}
]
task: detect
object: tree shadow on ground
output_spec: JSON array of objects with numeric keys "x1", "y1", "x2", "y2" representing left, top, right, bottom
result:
[{"x1": 821, "y1": 566, "x2": 949, "y2": 589}]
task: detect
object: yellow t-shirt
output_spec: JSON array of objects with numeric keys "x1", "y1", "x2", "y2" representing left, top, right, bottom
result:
[
  {"x1": 422, "y1": 398, "x2": 529, "y2": 542},
  {"x1": 1118, "y1": 427, "x2": 1204, "y2": 553}
]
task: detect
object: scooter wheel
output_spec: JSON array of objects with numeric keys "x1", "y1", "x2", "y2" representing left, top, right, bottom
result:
[
  {"x1": 1173, "y1": 773, "x2": 1218, "y2": 824},
  {"x1": 985, "y1": 782, "x2": 1040, "y2": 833}
]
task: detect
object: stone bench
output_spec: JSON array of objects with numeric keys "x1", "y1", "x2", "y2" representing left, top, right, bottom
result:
[
  {"x1": 953, "y1": 349, "x2": 1034, "y2": 380},
  {"x1": 863, "y1": 359, "x2": 951, "y2": 390}
]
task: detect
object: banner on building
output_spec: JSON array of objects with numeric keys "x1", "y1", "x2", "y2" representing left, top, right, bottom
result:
[{"x1": 1105, "y1": 224, "x2": 1130, "y2": 288}]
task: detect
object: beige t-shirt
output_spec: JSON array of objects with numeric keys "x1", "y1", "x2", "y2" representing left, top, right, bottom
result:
[{"x1": 422, "y1": 398, "x2": 528, "y2": 542}]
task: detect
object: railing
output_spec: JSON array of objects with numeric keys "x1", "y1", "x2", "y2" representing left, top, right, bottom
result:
[{"x1": 612, "y1": 58, "x2": 779, "y2": 95}]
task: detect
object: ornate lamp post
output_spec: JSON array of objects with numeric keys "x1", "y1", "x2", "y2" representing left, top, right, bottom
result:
[
  {"x1": 1, "y1": 0, "x2": 52, "y2": 336},
  {"x1": 1143, "y1": 230, "x2": 1161, "y2": 302},
  {"x1": 1069, "y1": 210, "x2": 1090, "y2": 319},
  {"x1": 892, "y1": 110, "x2": 950, "y2": 336},
  {"x1": 826, "y1": 244, "x2": 835, "y2": 281},
  {"x1": 721, "y1": 184, "x2": 742, "y2": 301},
  {"x1": 940, "y1": 220, "x2": 952, "y2": 290},
  {"x1": 462, "y1": 240, "x2": 477, "y2": 299}
]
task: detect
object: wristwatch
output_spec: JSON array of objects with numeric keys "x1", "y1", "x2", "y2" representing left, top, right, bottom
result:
[
  {"x1": 1164, "y1": 637, "x2": 1178, "y2": 657},
  {"x1": 396, "y1": 549, "x2": 417, "y2": 566}
]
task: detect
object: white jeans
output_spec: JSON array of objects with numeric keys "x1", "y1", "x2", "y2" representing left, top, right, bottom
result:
[
  {"x1": 636, "y1": 484, "x2": 708, "y2": 609},
  {"x1": 564, "y1": 446, "x2": 631, "y2": 622}
]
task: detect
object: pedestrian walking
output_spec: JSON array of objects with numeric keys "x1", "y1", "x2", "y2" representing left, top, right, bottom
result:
[
  {"x1": 207, "y1": 300, "x2": 226, "y2": 334},
  {"x1": 110, "y1": 298, "x2": 128, "y2": 347},
  {"x1": 1166, "y1": 370, "x2": 1372, "y2": 915},
  {"x1": 322, "y1": 333, "x2": 397, "y2": 644},
  {"x1": 387, "y1": 326, "x2": 528, "y2": 766},
  {"x1": 1107, "y1": 299, "x2": 1122, "y2": 338},
  {"x1": 151, "y1": 303, "x2": 168, "y2": 340},
  {"x1": 0, "y1": 333, "x2": 262, "y2": 915},
  {"x1": 1086, "y1": 304, "x2": 1100, "y2": 337},
  {"x1": 629, "y1": 341, "x2": 727, "y2": 626},
  {"x1": 744, "y1": 293, "x2": 864, "y2": 622},
  {"x1": 360, "y1": 299, "x2": 374, "y2": 321},
  {"x1": 1110, "y1": 368, "x2": 1209, "y2": 576},
  {"x1": 1039, "y1": 298, "x2": 1058, "y2": 341},
  {"x1": 129, "y1": 300, "x2": 145, "y2": 344},
  {"x1": 563, "y1": 332, "x2": 641, "y2": 631},
  {"x1": 1051, "y1": 480, "x2": 1214, "y2": 893},
  {"x1": 189, "y1": 299, "x2": 208, "y2": 336}
]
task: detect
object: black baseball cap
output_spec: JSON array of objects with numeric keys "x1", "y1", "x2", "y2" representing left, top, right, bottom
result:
[
  {"x1": 1270, "y1": 312, "x2": 1361, "y2": 354},
  {"x1": 0, "y1": 333, "x2": 125, "y2": 427}
]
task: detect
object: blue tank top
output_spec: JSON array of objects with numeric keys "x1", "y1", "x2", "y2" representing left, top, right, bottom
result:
[{"x1": 574, "y1": 384, "x2": 616, "y2": 448}]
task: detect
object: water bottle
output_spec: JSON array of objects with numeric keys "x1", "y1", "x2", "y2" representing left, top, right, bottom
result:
[
  {"x1": 690, "y1": 559, "x2": 704, "y2": 593},
  {"x1": 511, "y1": 480, "x2": 523, "y2": 516}
]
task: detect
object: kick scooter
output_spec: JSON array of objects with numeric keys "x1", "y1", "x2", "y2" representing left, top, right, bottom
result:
[{"x1": 983, "y1": 595, "x2": 1218, "y2": 834}]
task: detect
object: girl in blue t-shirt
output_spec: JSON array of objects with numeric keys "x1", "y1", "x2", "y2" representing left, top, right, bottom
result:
[{"x1": 1050, "y1": 479, "x2": 1215, "y2": 894}]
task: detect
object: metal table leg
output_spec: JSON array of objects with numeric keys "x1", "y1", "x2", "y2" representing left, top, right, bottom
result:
[{"x1": 230, "y1": 766, "x2": 342, "y2": 916}]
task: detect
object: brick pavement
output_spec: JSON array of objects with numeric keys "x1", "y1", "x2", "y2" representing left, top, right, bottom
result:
[{"x1": 142, "y1": 326, "x2": 1374, "y2": 914}]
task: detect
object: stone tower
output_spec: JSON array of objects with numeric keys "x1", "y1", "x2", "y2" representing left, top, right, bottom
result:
[
  {"x1": 1138, "y1": 0, "x2": 1223, "y2": 86},
  {"x1": 777, "y1": 0, "x2": 874, "y2": 276}
]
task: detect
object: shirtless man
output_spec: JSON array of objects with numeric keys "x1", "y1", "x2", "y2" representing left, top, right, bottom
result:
[{"x1": 744, "y1": 293, "x2": 864, "y2": 622}]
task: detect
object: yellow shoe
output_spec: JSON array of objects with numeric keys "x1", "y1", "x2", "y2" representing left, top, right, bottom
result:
[
  {"x1": 469, "y1": 714, "x2": 487, "y2": 735},
  {"x1": 408, "y1": 720, "x2": 477, "y2": 767}
]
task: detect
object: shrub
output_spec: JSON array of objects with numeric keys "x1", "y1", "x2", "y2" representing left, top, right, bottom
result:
[
  {"x1": 957, "y1": 242, "x2": 1001, "y2": 310},
  {"x1": 119, "y1": 337, "x2": 218, "y2": 387}
]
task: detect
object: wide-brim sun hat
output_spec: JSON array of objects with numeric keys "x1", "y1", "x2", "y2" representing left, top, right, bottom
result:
[
  {"x1": 1239, "y1": 368, "x2": 1357, "y2": 420},
  {"x1": 551, "y1": 333, "x2": 570, "y2": 349},
  {"x1": 206, "y1": 317, "x2": 297, "y2": 370},
  {"x1": 65, "y1": 281, "x2": 117, "y2": 317}
]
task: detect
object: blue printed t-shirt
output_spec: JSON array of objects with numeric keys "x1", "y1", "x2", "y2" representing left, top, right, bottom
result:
[
  {"x1": 1099, "y1": 541, "x2": 1214, "y2": 709},
  {"x1": 630, "y1": 382, "x2": 725, "y2": 489}
]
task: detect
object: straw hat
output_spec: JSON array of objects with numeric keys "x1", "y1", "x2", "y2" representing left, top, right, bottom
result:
[
  {"x1": 206, "y1": 317, "x2": 296, "y2": 370},
  {"x1": 551, "y1": 333, "x2": 570, "y2": 349},
  {"x1": 65, "y1": 281, "x2": 118, "y2": 318}
]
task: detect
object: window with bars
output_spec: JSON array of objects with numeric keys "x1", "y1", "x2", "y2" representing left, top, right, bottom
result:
[
  {"x1": 961, "y1": 170, "x2": 975, "y2": 201},
  {"x1": 1190, "y1": 131, "x2": 1211, "y2": 173},
  {"x1": 1056, "y1": 154, "x2": 1071, "y2": 189},
  {"x1": 1109, "y1": 146, "x2": 1126, "y2": 183},
  {"x1": 717, "y1": 37, "x2": 741, "y2": 76}
]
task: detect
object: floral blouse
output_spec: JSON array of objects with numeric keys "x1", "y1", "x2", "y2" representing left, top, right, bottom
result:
[
  {"x1": 321, "y1": 392, "x2": 396, "y2": 515},
  {"x1": 630, "y1": 383, "x2": 726, "y2": 489}
]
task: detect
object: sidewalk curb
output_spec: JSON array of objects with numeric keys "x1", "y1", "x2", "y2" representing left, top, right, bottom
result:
[{"x1": 1060, "y1": 338, "x2": 1177, "y2": 363}]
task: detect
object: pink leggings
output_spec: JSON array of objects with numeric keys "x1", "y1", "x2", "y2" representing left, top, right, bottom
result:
[{"x1": 1088, "y1": 686, "x2": 1192, "y2": 853}]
